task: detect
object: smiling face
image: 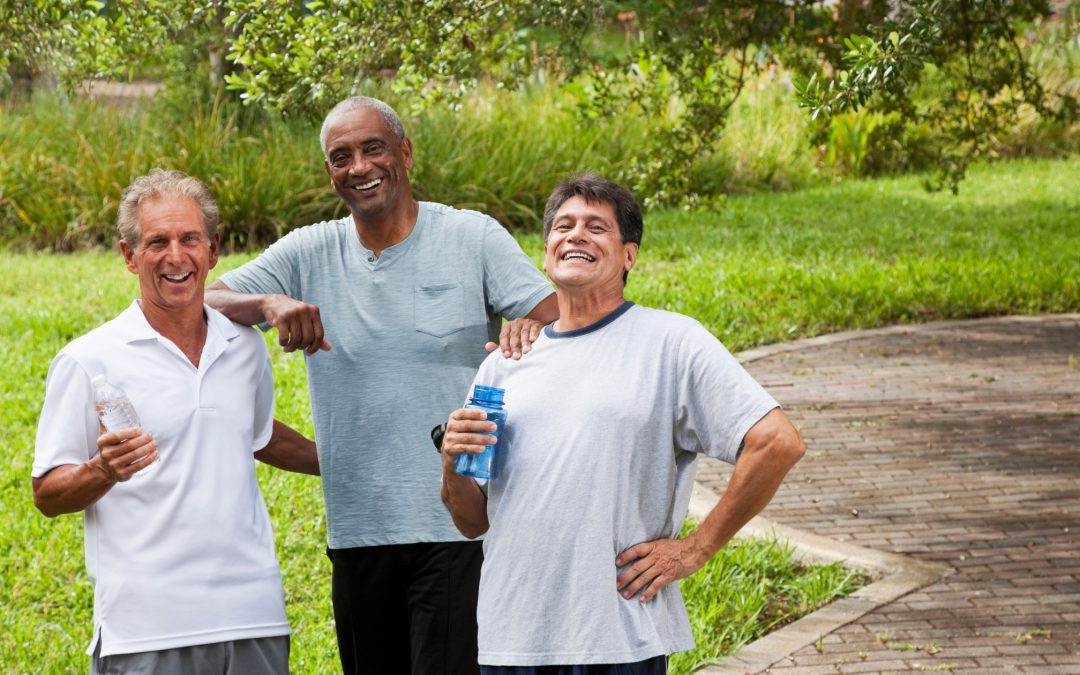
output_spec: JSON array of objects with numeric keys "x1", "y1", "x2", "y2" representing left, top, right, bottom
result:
[
  {"x1": 543, "y1": 196, "x2": 638, "y2": 294},
  {"x1": 323, "y1": 106, "x2": 414, "y2": 223},
  {"x1": 121, "y1": 198, "x2": 219, "y2": 315}
]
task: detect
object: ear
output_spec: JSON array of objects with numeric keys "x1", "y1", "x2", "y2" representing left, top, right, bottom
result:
[
  {"x1": 208, "y1": 232, "x2": 221, "y2": 270},
  {"x1": 623, "y1": 242, "x2": 639, "y2": 274},
  {"x1": 120, "y1": 239, "x2": 138, "y2": 275},
  {"x1": 324, "y1": 160, "x2": 333, "y2": 184},
  {"x1": 401, "y1": 137, "x2": 414, "y2": 170}
]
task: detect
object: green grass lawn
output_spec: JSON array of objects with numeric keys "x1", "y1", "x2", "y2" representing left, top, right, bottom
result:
[{"x1": 2, "y1": 157, "x2": 1076, "y2": 673}]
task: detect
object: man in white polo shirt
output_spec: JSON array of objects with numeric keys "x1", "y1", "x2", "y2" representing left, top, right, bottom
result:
[{"x1": 32, "y1": 169, "x2": 319, "y2": 674}]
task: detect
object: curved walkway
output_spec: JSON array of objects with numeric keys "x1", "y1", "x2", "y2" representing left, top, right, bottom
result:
[{"x1": 693, "y1": 314, "x2": 1080, "y2": 674}]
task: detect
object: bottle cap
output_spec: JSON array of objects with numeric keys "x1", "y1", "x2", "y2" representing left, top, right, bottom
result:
[
  {"x1": 472, "y1": 384, "x2": 505, "y2": 405},
  {"x1": 91, "y1": 374, "x2": 108, "y2": 388}
]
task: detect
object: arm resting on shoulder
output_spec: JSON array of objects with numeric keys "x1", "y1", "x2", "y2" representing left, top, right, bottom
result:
[
  {"x1": 492, "y1": 293, "x2": 559, "y2": 358},
  {"x1": 255, "y1": 419, "x2": 320, "y2": 475},
  {"x1": 615, "y1": 407, "x2": 805, "y2": 602},
  {"x1": 205, "y1": 280, "x2": 331, "y2": 355},
  {"x1": 525, "y1": 293, "x2": 559, "y2": 324}
]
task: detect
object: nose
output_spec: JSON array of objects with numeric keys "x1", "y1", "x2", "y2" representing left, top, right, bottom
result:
[
  {"x1": 164, "y1": 238, "x2": 184, "y2": 260},
  {"x1": 347, "y1": 151, "x2": 373, "y2": 176},
  {"x1": 566, "y1": 223, "x2": 588, "y2": 242}
]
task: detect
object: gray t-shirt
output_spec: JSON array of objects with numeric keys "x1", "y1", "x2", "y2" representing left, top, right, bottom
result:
[
  {"x1": 469, "y1": 302, "x2": 778, "y2": 666},
  {"x1": 219, "y1": 202, "x2": 553, "y2": 548}
]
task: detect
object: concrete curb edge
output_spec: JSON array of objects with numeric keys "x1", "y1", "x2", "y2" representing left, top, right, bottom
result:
[
  {"x1": 687, "y1": 484, "x2": 952, "y2": 674},
  {"x1": 735, "y1": 313, "x2": 1080, "y2": 365}
]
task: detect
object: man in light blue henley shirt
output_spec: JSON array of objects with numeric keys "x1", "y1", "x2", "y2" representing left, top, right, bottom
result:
[{"x1": 206, "y1": 96, "x2": 557, "y2": 675}]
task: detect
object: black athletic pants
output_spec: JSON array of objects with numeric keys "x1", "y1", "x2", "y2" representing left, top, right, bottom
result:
[{"x1": 329, "y1": 541, "x2": 483, "y2": 675}]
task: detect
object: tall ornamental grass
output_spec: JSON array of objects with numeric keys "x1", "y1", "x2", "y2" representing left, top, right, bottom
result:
[
  {"x1": 0, "y1": 76, "x2": 823, "y2": 251},
  {"x1": 0, "y1": 94, "x2": 340, "y2": 252}
]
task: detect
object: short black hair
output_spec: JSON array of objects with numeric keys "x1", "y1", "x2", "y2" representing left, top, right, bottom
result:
[{"x1": 542, "y1": 173, "x2": 643, "y2": 246}]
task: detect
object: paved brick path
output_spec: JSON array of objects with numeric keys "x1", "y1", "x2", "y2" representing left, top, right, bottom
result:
[{"x1": 695, "y1": 315, "x2": 1080, "y2": 674}]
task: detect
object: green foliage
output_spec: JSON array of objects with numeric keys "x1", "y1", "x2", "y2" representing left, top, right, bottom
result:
[
  {"x1": 224, "y1": 0, "x2": 600, "y2": 117},
  {"x1": 670, "y1": 530, "x2": 866, "y2": 674},
  {"x1": 0, "y1": 0, "x2": 110, "y2": 89},
  {"x1": 827, "y1": 108, "x2": 886, "y2": 176},
  {"x1": 797, "y1": 0, "x2": 1079, "y2": 192},
  {"x1": 6, "y1": 1, "x2": 1076, "y2": 202},
  {"x1": 570, "y1": 2, "x2": 827, "y2": 207},
  {"x1": 0, "y1": 79, "x2": 823, "y2": 248},
  {"x1": 0, "y1": 93, "x2": 341, "y2": 251}
]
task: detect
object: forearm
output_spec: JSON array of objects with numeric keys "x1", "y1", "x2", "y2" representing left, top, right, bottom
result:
[
  {"x1": 440, "y1": 465, "x2": 489, "y2": 539},
  {"x1": 525, "y1": 293, "x2": 559, "y2": 324},
  {"x1": 32, "y1": 460, "x2": 115, "y2": 517},
  {"x1": 255, "y1": 420, "x2": 320, "y2": 475},
  {"x1": 205, "y1": 281, "x2": 271, "y2": 326}
]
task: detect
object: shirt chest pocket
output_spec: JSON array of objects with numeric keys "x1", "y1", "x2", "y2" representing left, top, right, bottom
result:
[{"x1": 414, "y1": 282, "x2": 465, "y2": 338}]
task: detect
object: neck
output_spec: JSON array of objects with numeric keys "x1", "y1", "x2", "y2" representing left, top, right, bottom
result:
[
  {"x1": 137, "y1": 299, "x2": 208, "y2": 367},
  {"x1": 553, "y1": 287, "x2": 627, "y2": 332},
  {"x1": 353, "y1": 198, "x2": 420, "y2": 256}
]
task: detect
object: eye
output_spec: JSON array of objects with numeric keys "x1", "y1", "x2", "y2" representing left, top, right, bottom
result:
[
  {"x1": 364, "y1": 142, "x2": 387, "y2": 155},
  {"x1": 330, "y1": 153, "x2": 350, "y2": 168},
  {"x1": 554, "y1": 222, "x2": 573, "y2": 232}
]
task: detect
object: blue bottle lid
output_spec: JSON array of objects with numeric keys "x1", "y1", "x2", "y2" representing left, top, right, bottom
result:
[{"x1": 471, "y1": 384, "x2": 505, "y2": 405}]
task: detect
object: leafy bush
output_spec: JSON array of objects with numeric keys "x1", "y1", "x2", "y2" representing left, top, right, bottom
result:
[
  {"x1": 0, "y1": 78, "x2": 819, "y2": 249},
  {"x1": 0, "y1": 92, "x2": 339, "y2": 251}
]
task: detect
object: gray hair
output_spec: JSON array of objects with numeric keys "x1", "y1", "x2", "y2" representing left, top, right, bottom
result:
[
  {"x1": 319, "y1": 96, "x2": 405, "y2": 157},
  {"x1": 117, "y1": 169, "x2": 219, "y2": 248}
]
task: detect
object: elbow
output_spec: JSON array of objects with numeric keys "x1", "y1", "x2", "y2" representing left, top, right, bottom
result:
[
  {"x1": 456, "y1": 520, "x2": 488, "y2": 540},
  {"x1": 780, "y1": 426, "x2": 806, "y2": 469},
  {"x1": 33, "y1": 493, "x2": 62, "y2": 519},
  {"x1": 441, "y1": 490, "x2": 488, "y2": 539}
]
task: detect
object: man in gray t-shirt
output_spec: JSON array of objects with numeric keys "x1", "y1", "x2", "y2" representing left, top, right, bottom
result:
[
  {"x1": 440, "y1": 174, "x2": 804, "y2": 674},
  {"x1": 206, "y1": 97, "x2": 556, "y2": 675}
]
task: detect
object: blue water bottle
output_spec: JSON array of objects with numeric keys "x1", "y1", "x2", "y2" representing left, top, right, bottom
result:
[{"x1": 455, "y1": 385, "x2": 506, "y2": 480}]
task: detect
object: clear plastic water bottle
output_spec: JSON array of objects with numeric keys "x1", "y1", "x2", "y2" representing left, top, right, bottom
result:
[
  {"x1": 91, "y1": 374, "x2": 156, "y2": 477},
  {"x1": 455, "y1": 385, "x2": 506, "y2": 480}
]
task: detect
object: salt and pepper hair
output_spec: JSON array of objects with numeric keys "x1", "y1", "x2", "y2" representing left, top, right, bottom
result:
[
  {"x1": 542, "y1": 172, "x2": 644, "y2": 246},
  {"x1": 320, "y1": 96, "x2": 406, "y2": 157},
  {"x1": 117, "y1": 169, "x2": 219, "y2": 248}
]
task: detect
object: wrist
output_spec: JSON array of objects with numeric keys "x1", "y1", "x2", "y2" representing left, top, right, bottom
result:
[{"x1": 87, "y1": 456, "x2": 117, "y2": 485}]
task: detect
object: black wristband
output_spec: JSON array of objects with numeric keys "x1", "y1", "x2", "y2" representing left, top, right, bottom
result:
[{"x1": 431, "y1": 423, "x2": 447, "y2": 453}]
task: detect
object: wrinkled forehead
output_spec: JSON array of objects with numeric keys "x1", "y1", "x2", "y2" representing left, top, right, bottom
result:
[
  {"x1": 136, "y1": 197, "x2": 207, "y2": 234},
  {"x1": 324, "y1": 108, "x2": 395, "y2": 148},
  {"x1": 553, "y1": 195, "x2": 617, "y2": 223}
]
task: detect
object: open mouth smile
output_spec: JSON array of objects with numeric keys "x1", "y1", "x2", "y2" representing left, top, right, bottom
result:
[
  {"x1": 161, "y1": 272, "x2": 193, "y2": 283},
  {"x1": 352, "y1": 178, "x2": 382, "y2": 191},
  {"x1": 562, "y1": 251, "x2": 595, "y2": 262}
]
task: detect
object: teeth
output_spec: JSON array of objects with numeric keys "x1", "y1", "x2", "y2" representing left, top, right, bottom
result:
[
  {"x1": 354, "y1": 178, "x2": 382, "y2": 191},
  {"x1": 563, "y1": 252, "x2": 595, "y2": 262},
  {"x1": 163, "y1": 273, "x2": 191, "y2": 281}
]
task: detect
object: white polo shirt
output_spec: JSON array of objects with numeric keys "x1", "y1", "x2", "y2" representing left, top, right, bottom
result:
[{"x1": 33, "y1": 301, "x2": 289, "y2": 657}]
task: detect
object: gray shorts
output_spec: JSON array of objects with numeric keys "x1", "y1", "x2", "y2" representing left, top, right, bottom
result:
[{"x1": 91, "y1": 635, "x2": 289, "y2": 675}]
